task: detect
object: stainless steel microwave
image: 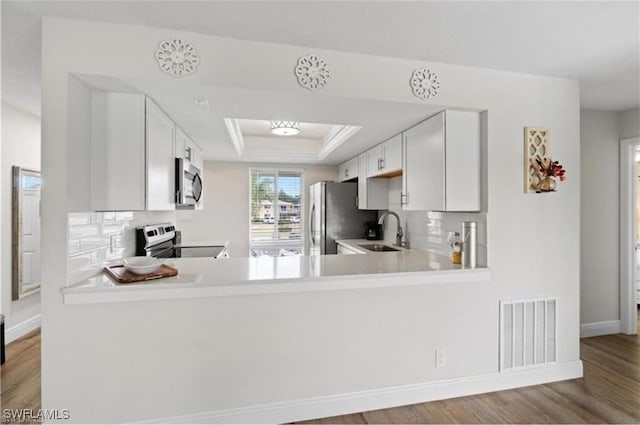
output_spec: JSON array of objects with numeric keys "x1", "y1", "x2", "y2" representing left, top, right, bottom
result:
[{"x1": 175, "y1": 157, "x2": 202, "y2": 208}]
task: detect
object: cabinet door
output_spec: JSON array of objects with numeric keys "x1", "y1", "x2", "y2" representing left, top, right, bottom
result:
[
  {"x1": 338, "y1": 161, "x2": 349, "y2": 182},
  {"x1": 444, "y1": 111, "x2": 481, "y2": 211},
  {"x1": 145, "y1": 98, "x2": 176, "y2": 211},
  {"x1": 381, "y1": 134, "x2": 403, "y2": 174},
  {"x1": 357, "y1": 153, "x2": 368, "y2": 208},
  {"x1": 91, "y1": 92, "x2": 146, "y2": 211},
  {"x1": 358, "y1": 153, "x2": 389, "y2": 210},
  {"x1": 175, "y1": 127, "x2": 186, "y2": 159},
  {"x1": 403, "y1": 112, "x2": 445, "y2": 211},
  {"x1": 366, "y1": 146, "x2": 383, "y2": 177},
  {"x1": 339, "y1": 157, "x2": 358, "y2": 181}
]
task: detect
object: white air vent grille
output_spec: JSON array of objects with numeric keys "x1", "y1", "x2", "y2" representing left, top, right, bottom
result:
[{"x1": 500, "y1": 298, "x2": 557, "y2": 371}]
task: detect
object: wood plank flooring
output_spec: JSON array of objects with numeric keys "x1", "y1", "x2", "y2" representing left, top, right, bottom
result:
[
  {"x1": 1, "y1": 312, "x2": 638, "y2": 424},
  {"x1": 0, "y1": 329, "x2": 41, "y2": 415}
]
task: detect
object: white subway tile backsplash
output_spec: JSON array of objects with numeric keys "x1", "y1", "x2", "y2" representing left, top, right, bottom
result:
[
  {"x1": 67, "y1": 210, "x2": 176, "y2": 284},
  {"x1": 380, "y1": 176, "x2": 488, "y2": 265}
]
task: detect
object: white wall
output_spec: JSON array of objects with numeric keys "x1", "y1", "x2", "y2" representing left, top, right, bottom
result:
[
  {"x1": 619, "y1": 107, "x2": 640, "y2": 139},
  {"x1": 177, "y1": 161, "x2": 337, "y2": 256},
  {"x1": 41, "y1": 18, "x2": 580, "y2": 423},
  {"x1": 579, "y1": 107, "x2": 639, "y2": 333},
  {"x1": 580, "y1": 110, "x2": 620, "y2": 325},
  {"x1": 1, "y1": 103, "x2": 41, "y2": 339}
]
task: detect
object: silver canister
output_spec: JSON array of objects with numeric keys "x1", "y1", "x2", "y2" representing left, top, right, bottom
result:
[{"x1": 461, "y1": 221, "x2": 477, "y2": 268}]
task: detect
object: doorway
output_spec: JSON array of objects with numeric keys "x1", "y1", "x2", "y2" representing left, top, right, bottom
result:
[{"x1": 619, "y1": 137, "x2": 640, "y2": 334}]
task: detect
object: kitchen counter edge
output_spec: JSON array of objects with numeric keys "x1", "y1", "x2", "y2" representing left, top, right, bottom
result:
[{"x1": 62, "y1": 252, "x2": 490, "y2": 305}]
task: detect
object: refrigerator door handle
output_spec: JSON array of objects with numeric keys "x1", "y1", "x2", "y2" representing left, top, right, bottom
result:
[{"x1": 310, "y1": 204, "x2": 316, "y2": 245}]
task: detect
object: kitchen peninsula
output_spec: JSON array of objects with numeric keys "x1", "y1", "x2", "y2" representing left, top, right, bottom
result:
[{"x1": 62, "y1": 249, "x2": 489, "y2": 304}]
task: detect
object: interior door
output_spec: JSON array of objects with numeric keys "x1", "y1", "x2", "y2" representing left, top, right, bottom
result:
[{"x1": 20, "y1": 176, "x2": 41, "y2": 293}]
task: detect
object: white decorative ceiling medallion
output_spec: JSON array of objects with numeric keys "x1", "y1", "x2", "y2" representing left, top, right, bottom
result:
[
  {"x1": 155, "y1": 39, "x2": 200, "y2": 77},
  {"x1": 410, "y1": 68, "x2": 440, "y2": 100},
  {"x1": 294, "y1": 55, "x2": 331, "y2": 91}
]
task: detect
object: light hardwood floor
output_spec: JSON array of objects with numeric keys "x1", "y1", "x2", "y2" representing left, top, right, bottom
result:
[
  {"x1": 1, "y1": 329, "x2": 41, "y2": 414},
  {"x1": 1, "y1": 312, "x2": 638, "y2": 424}
]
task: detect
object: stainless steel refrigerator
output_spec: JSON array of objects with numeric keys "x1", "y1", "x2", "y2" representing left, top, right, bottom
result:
[{"x1": 309, "y1": 182, "x2": 378, "y2": 255}]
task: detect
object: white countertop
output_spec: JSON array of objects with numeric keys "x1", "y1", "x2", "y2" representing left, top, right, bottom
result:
[{"x1": 62, "y1": 246, "x2": 489, "y2": 305}]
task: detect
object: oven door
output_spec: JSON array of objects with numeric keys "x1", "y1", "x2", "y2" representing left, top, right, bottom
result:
[
  {"x1": 175, "y1": 245, "x2": 228, "y2": 258},
  {"x1": 175, "y1": 158, "x2": 203, "y2": 207}
]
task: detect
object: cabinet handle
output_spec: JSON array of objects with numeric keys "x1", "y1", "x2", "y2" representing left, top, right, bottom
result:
[
  {"x1": 185, "y1": 147, "x2": 192, "y2": 162},
  {"x1": 380, "y1": 158, "x2": 385, "y2": 169},
  {"x1": 377, "y1": 158, "x2": 382, "y2": 170},
  {"x1": 345, "y1": 169, "x2": 349, "y2": 178},
  {"x1": 400, "y1": 193, "x2": 408, "y2": 205}
]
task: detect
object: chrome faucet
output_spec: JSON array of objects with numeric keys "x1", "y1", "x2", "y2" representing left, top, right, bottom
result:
[{"x1": 378, "y1": 211, "x2": 407, "y2": 247}]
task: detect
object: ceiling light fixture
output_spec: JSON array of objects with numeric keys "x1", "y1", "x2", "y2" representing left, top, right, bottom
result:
[{"x1": 270, "y1": 120, "x2": 300, "y2": 136}]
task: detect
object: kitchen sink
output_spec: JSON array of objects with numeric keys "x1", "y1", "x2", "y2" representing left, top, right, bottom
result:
[{"x1": 358, "y1": 244, "x2": 400, "y2": 252}]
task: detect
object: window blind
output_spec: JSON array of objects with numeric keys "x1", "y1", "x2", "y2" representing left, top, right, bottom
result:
[{"x1": 250, "y1": 169, "x2": 303, "y2": 256}]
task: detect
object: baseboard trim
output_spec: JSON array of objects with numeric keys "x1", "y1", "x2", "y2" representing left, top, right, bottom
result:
[
  {"x1": 5, "y1": 315, "x2": 41, "y2": 343},
  {"x1": 580, "y1": 320, "x2": 621, "y2": 338},
  {"x1": 136, "y1": 361, "x2": 583, "y2": 424}
]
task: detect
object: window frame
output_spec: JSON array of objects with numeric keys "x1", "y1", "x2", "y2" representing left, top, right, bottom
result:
[{"x1": 248, "y1": 167, "x2": 305, "y2": 256}]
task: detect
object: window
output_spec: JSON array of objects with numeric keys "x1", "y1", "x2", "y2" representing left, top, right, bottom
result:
[{"x1": 250, "y1": 168, "x2": 303, "y2": 257}]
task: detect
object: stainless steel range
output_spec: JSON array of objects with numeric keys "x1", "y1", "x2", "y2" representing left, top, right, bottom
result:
[{"x1": 135, "y1": 223, "x2": 228, "y2": 259}]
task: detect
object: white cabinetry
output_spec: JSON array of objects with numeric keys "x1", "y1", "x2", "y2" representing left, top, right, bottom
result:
[
  {"x1": 357, "y1": 153, "x2": 388, "y2": 210},
  {"x1": 367, "y1": 134, "x2": 403, "y2": 177},
  {"x1": 338, "y1": 157, "x2": 358, "y2": 182},
  {"x1": 402, "y1": 110, "x2": 480, "y2": 211},
  {"x1": 145, "y1": 98, "x2": 176, "y2": 211},
  {"x1": 175, "y1": 126, "x2": 186, "y2": 159},
  {"x1": 184, "y1": 137, "x2": 203, "y2": 171},
  {"x1": 91, "y1": 93, "x2": 176, "y2": 211},
  {"x1": 176, "y1": 126, "x2": 204, "y2": 210},
  {"x1": 176, "y1": 127, "x2": 203, "y2": 170}
]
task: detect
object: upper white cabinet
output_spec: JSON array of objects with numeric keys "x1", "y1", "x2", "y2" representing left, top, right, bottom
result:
[
  {"x1": 367, "y1": 134, "x2": 403, "y2": 178},
  {"x1": 176, "y1": 125, "x2": 204, "y2": 210},
  {"x1": 338, "y1": 157, "x2": 358, "y2": 182},
  {"x1": 91, "y1": 93, "x2": 176, "y2": 211},
  {"x1": 176, "y1": 126, "x2": 203, "y2": 170},
  {"x1": 175, "y1": 126, "x2": 187, "y2": 159},
  {"x1": 145, "y1": 98, "x2": 176, "y2": 211},
  {"x1": 185, "y1": 137, "x2": 204, "y2": 171},
  {"x1": 402, "y1": 110, "x2": 481, "y2": 212},
  {"x1": 357, "y1": 153, "x2": 389, "y2": 210}
]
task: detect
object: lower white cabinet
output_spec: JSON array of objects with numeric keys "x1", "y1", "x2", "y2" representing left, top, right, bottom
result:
[
  {"x1": 91, "y1": 92, "x2": 176, "y2": 211},
  {"x1": 357, "y1": 153, "x2": 389, "y2": 210},
  {"x1": 402, "y1": 110, "x2": 480, "y2": 211}
]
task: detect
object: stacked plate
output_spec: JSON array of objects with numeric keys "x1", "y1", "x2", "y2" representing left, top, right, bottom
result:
[{"x1": 123, "y1": 256, "x2": 162, "y2": 275}]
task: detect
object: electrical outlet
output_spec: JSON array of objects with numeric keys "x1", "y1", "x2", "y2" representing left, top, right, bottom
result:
[{"x1": 435, "y1": 349, "x2": 447, "y2": 368}]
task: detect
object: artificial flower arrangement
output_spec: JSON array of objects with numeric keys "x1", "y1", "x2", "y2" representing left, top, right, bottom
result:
[{"x1": 535, "y1": 157, "x2": 566, "y2": 192}]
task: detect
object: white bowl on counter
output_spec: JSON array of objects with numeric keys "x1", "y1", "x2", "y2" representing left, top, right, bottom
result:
[{"x1": 123, "y1": 256, "x2": 161, "y2": 275}]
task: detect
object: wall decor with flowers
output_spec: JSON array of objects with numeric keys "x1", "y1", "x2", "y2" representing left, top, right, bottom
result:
[{"x1": 524, "y1": 127, "x2": 567, "y2": 193}]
